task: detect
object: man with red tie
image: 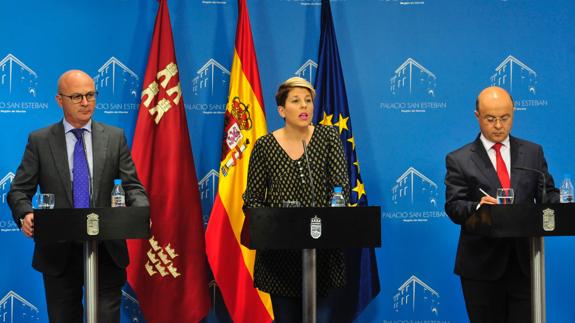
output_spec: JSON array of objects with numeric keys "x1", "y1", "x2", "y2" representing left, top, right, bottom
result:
[{"x1": 445, "y1": 86, "x2": 559, "y2": 323}]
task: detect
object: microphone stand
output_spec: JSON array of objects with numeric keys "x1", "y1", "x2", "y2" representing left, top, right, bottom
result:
[
  {"x1": 81, "y1": 131, "x2": 98, "y2": 323},
  {"x1": 514, "y1": 166, "x2": 547, "y2": 323},
  {"x1": 514, "y1": 166, "x2": 547, "y2": 204},
  {"x1": 302, "y1": 140, "x2": 316, "y2": 323}
]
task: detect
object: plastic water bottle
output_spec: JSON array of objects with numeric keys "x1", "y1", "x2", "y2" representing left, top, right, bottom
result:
[
  {"x1": 560, "y1": 174, "x2": 574, "y2": 203},
  {"x1": 330, "y1": 186, "x2": 346, "y2": 207},
  {"x1": 111, "y1": 179, "x2": 126, "y2": 207}
]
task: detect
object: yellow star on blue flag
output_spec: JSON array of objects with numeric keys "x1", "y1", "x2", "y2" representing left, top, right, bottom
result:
[
  {"x1": 320, "y1": 112, "x2": 333, "y2": 126},
  {"x1": 347, "y1": 136, "x2": 355, "y2": 150},
  {"x1": 352, "y1": 179, "x2": 366, "y2": 201},
  {"x1": 334, "y1": 113, "x2": 349, "y2": 134}
]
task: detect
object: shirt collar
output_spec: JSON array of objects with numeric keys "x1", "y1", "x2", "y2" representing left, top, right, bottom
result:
[
  {"x1": 63, "y1": 118, "x2": 92, "y2": 134},
  {"x1": 479, "y1": 133, "x2": 510, "y2": 151}
]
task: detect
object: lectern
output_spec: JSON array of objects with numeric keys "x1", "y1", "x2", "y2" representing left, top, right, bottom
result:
[
  {"x1": 34, "y1": 207, "x2": 150, "y2": 323},
  {"x1": 242, "y1": 206, "x2": 381, "y2": 323},
  {"x1": 471, "y1": 203, "x2": 575, "y2": 323}
]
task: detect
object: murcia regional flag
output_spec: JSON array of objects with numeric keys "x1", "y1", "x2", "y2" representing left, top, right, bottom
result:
[
  {"x1": 127, "y1": 0, "x2": 211, "y2": 322},
  {"x1": 205, "y1": 0, "x2": 272, "y2": 322}
]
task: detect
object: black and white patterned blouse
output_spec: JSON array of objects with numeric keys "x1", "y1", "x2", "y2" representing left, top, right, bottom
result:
[{"x1": 243, "y1": 124, "x2": 350, "y2": 297}]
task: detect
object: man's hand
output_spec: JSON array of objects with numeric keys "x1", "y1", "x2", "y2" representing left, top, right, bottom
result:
[
  {"x1": 21, "y1": 212, "x2": 34, "y2": 238},
  {"x1": 479, "y1": 195, "x2": 498, "y2": 206}
]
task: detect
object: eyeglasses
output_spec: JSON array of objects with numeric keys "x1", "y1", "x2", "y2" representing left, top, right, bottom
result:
[
  {"x1": 59, "y1": 91, "x2": 98, "y2": 104},
  {"x1": 483, "y1": 115, "x2": 511, "y2": 124}
]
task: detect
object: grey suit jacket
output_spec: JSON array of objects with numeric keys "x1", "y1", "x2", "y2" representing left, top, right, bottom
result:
[
  {"x1": 445, "y1": 135, "x2": 559, "y2": 280},
  {"x1": 8, "y1": 120, "x2": 148, "y2": 275}
]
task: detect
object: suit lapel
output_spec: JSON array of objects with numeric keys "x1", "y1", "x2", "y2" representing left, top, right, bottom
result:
[
  {"x1": 469, "y1": 136, "x2": 502, "y2": 194},
  {"x1": 49, "y1": 123, "x2": 74, "y2": 206},
  {"x1": 509, "y1": 135, "x2": 523, "y2": 191},
  {"x1": 91, "y1": 121, "x2": 109, "y2": 204}
]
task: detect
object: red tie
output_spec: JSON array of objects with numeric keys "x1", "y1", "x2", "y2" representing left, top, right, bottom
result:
[{"x1": 493, "y1": 142, "x2": 510, "y2": 189}]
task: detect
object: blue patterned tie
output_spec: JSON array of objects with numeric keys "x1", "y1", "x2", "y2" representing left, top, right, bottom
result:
[{"x1": 71, "y1": 128, "x2": 90, "y2": 208}]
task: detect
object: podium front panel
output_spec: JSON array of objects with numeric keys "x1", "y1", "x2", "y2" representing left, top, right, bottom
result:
[
  {"x1": 474, "y1": 204, "x2": 575, "y2": 237},
  {"x1": 34, "y1": 207, "x2": 150, "y2": 242},
  {"x1": 242, "y1": 206, "x2": 381, "y2": 250}
]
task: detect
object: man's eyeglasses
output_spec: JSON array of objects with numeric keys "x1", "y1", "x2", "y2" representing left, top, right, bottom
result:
[
  {"x1": 59, "y1": 91, "x2": 98, "y2": 104},
  {"x1": 483, "y1": 115, "x2": 511, "y2": 124}
]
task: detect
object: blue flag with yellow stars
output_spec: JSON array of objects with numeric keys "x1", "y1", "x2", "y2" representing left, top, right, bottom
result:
[{"x1": 313, "y1": 0, "x2": 380, "y2": 321}]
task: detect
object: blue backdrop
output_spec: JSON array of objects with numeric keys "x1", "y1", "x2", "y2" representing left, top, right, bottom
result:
[{"x1": 1, "y1": 1, "x2": 574, "y2": 322}]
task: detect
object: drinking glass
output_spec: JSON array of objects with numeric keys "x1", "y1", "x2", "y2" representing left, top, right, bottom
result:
[
  {"x1": 36, "y1": 193, "x2": 55, "y2": 209},
  {"x1": 496, "y1": 188, "x2": 514, "y2": 205}
]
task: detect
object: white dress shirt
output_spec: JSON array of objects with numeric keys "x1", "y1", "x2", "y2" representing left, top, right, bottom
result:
[
  {"x1": 479, "y1": 133, "x2": 511, "y2": 178},
  {"x1": 63, "y1": 118, "x2": 94, "y2": 181}
]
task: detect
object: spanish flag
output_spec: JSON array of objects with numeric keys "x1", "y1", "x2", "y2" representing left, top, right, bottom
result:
[{"x1": 205, "y1": 0, "x2": 272, "y2": 322}]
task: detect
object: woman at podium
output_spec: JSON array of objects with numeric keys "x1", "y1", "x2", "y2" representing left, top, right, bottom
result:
[{"x1": 243, "y1": 77, "x2": 350, "y2": 322}]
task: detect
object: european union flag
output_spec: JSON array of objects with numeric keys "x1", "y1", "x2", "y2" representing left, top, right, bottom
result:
[{"x1": 313, "y1": 0, "x2": 380, "y2": 321}]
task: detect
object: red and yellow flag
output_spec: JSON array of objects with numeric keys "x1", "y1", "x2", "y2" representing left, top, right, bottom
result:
[
  {"x1": 205, "y1": 0, "x2": 272, "y2": 322},
  {"x1": 127, "y1": 0, "x2": 211, "y2": 321}
]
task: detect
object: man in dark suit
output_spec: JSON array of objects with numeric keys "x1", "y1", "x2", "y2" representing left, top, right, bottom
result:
[
  {"x1": 445, "y1": 86, "x2": 559, "y2": 323},
  {"x1": 8, "y1": 70, "x2": 148, "y2": 323}
]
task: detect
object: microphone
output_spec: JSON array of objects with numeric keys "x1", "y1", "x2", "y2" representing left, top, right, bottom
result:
[
  {"x1": 80, "y1": 131, "x2": 94, "y2": 207},
  {"x1": 513, "y1": 166, "x2": 547, "y2": 204},
  {"x1": 302, "y1": 140, "x2": 316, "y2": 207}
]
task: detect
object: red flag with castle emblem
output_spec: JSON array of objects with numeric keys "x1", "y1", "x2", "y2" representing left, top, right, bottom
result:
[{"x1": 127, "y1": 0, "x2": 211, "y2": 321}]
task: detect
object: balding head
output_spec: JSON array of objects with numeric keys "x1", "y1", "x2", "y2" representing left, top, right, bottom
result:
[
  {"x1": 474, "y1": 86, "x2": 514, "y2": 143},
  {"x1": 55, "y1": 70, "x2": 96, "y2": 128},
  {"x1": 57, "y1": 70, "x2": 94, "y2": 94},
  {"x1": 475, "y1": 86, "x2": 514, "y2": 113}
]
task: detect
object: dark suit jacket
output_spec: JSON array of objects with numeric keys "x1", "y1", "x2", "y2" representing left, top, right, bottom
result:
[
  {"x1": 445, "y1": 135, "x2": 559, "y2": 280},
  {"x1": 8, "y1": 120, "x2": 148, "y2": 276}
]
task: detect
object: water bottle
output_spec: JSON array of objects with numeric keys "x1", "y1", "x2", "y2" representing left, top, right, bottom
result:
[
  {"x1": 330, "y1": 186, "x2": 346, "y2": 207},
  {"x1": 111, "y1": 179, "x2": 126, "y2": 207},
  {"x1": 560, "y1": 174, "x2": 574, "y2": 203}
]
